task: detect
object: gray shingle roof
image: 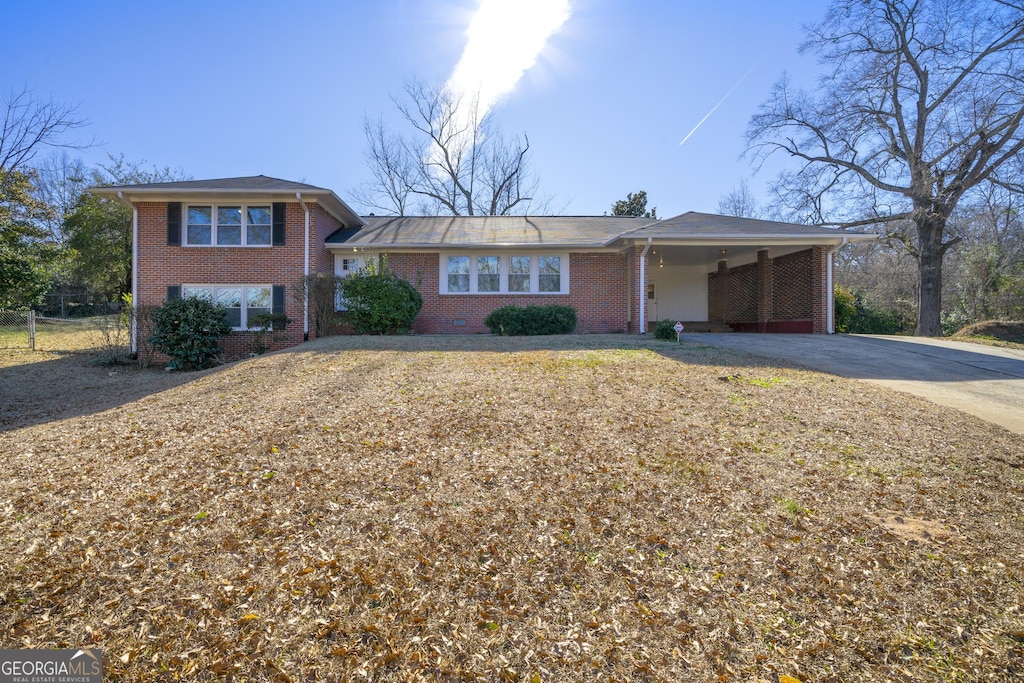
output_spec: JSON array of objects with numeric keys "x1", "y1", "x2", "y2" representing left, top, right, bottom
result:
[
  {"x1": 621, "y1": 212, "x2": 869, "y2": 240},
  {"x1": 325, "y1": 212, "x2": 874, "y2": 247},
  {"x1": 97, "y1": 175, "x2": 332, "y2": 192},
  {"x1": 326, "y1": 215, "x2": 658, "y2": 247},
  {"x1": 87, "y1": 175, "x2": 363, "y2": 226}
]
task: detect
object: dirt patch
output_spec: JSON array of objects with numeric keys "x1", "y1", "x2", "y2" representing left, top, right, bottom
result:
[
  {"x1": 2, "y1": 334, "x2": 1023, "y2": 681},
  {"x1": 865, "y1": 511, "x2": 956, "y2": 545}
]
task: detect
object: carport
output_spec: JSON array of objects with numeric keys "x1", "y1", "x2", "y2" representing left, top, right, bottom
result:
[{"x1": 615, "y1": 213, "x2": 877, "y2": 334}]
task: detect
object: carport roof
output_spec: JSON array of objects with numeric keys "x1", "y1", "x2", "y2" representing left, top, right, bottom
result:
[{"x1": 618, "y1": 212, "x2": 876, "y2": 242}]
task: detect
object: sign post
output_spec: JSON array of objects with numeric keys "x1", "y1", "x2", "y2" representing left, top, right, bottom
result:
[{"x1": 674, "y1": 321, "x2": 684, "y2": 343}]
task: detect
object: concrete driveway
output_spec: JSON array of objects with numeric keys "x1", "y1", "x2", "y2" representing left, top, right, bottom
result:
[{"x1": 681, "y1": 333, "x2": 1024, "y2": 435}]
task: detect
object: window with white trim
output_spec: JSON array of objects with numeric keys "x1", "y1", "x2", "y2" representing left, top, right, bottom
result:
[
  {"x1": 334, "y1": 254, "x2": 365, "y2": 310},
  {"x1": 182, "y1": 285, "x2": 272, "y2": 330},
  {"x1": 185, "y1": 205, "x2": 272, "y2": 246},
  {"x1": 440, "y1": 253, "x2": 569, "y2": 294}
]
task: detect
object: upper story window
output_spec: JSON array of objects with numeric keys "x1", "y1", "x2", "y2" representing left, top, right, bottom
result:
[
  {"x1": 185, "y1": 205, "x2": 272, "y2": 246},
  {"x1": 440, "y1": 253, "x2": 569, "y2": 295}
]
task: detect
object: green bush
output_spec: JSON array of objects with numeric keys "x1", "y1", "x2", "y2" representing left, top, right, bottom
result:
[
  {"x1": 339, "y1": 271, "x2": 422, "y2": 334},
  {"x1": 149, "y1": 296, "x2": 232, "y2": 370},
  {"x1": 484, "y1": 304, "x2": 577, "y2": 335},
  {"x1": 653, "y1": 319, "x2": 679, "y2": 340},
  {"x1": 834, "y1": 284, "x2": 857, "y2": 334},
  {"x1": 848, "y1": 293, "x2": 913, "y2": 335}
]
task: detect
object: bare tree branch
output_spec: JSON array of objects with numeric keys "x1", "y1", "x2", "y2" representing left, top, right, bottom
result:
[
  {"x1": 353, "y1": 79, "x2": 544, "y2": 216},
  {"x1": 746, "y1": 0, "x2": 1024, "y2": 335},
  {"x1": 1, "y1": 86, "x2": 93, "y2": 171}
]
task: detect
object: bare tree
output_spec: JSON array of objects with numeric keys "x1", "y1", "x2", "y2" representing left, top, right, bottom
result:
[
  {"x1": 746, "y1": 0, "x2": 1024, "y2": 336},
  {"x1": 354, "y1": 79, "x2": 543, "y2": 216},
  {"x1": 716, "y1": 179, "x2": 763, "y2": 219},
  {"x1": 1, "y1": 86, "x2": 90, "y2": 172}
]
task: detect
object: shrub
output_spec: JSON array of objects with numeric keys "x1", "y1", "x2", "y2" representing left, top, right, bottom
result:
[
  {"x1": 149, "y1": 296, "x2": 232, "y2": 370},
  {"x1": 834, "y1": 284, "x2": 857, "y2": 333},
  {"x1": 298, "y1": 273, "x2": 345, "y2": 338},
  {"x1": 339, "y1": 271, "x2": 422, "y2": 334},
  {"x1": 484, "y1": 304, "x2": 577, "y2": 335},
  {"x1": 247, "y1": 312, "x2": 291, "y2": 355},
  {"x1": 653, "y1": 319, "x2": 678, "y2": 340}
]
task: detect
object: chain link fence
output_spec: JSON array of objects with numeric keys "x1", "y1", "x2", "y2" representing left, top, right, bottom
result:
[
  {"x1": 1, "y1": 309, "x2": 132, "y2": 356},
  {"x1": 0, "y1": 310, "x2": 33, "y2": 349}
]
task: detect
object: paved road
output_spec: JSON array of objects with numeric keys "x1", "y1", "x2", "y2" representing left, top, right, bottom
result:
[{"x1": 681, "y1": 333, "x2": 1024, "y2": 435}]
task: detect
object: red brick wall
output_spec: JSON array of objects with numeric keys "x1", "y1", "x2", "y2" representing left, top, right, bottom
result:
[
  {"x1": 773, "y1": 250, "x2": 814, "y2": 320},
  {"x1": 728, "y1": 263, "x2": 758, "y2": 323},
  {"x1": 706, "y1": 248, "x2": 824, "y2": 333},
  {"x1": 136, "y1": 200, "x2": 310, "y2": 357},
  {"x1": 383, "y1": 251, "x2": 631, "y2": 334},
  {"x1": 313, "y1": 205, "x2": 341, "y2": 276},
  {"x1": 812, "y1": 246, "x2": 830, "y2": 334}
]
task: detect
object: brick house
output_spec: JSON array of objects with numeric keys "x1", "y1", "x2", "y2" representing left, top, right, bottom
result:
[{"x1": 89, "y1": 176, "x2": 874, "y2": 354}]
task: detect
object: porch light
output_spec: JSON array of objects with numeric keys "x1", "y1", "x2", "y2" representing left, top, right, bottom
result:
[{"x1": 720, "y1": 249, "x2": 727, "y2": 255}]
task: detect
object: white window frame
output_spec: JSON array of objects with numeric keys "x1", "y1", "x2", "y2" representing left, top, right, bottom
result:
[
  {"x1": 182, "y1": 284, "x2": 273, "y2": 331},
  {"x1": 439, "y1": 252, "x2": 569, "y2": 295},
  {"x1": 183, "y1": 204, "x2": 273, "y2": 247},
  {"x1": 334, "y1": 254, "x2": 365, "y2": 310}
]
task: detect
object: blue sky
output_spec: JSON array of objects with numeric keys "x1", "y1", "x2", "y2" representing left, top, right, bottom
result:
[{"x1": 7, "y1": 0, "x2": 827, "y2": 218}]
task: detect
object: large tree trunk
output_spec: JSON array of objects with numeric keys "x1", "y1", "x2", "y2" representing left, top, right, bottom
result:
[{"x1": 916, "y1": 217, "x2": 945, "y2": 336}]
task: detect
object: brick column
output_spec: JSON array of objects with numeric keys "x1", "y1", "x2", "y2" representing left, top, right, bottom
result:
[
  {"x1": 757, "y1": 249, "x2": 772, "y2": 333},
  {"x1": 811, "y1": 245, "x2": 829, "y2": 334},
  {"x1": 714, "y1": 259, "x2": 729, "y2": 323}
]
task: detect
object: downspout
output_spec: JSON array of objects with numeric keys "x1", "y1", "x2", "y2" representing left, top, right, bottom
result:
[
  {"x1": 639, "y1": 238, "x2": 652, "y2": 334},
  {"x1": 826, "y1": 237, "x2": 847, "y2": 334},
  {"x1": 118, "y1": 191, "x2": 138, "y2": 354},
  {"x1": 296, "y1": 192, "x2": 311, "y2": 341}
]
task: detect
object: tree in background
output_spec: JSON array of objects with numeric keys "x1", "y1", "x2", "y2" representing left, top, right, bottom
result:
[
  {"x1": 0, "y1": 169, "x2": 58, "y2": 308},
  {"x1": 0, "y1": 88, "x2": 90, "y2": 308},
  {"x1": 62, "y1": 155, "x2": 189, "y2": 303},
  {"x1": 356, "y1": 79, "x2": 544, "y2": 216},
  {"x1": 716, "y1": 180, "x2": 763, "y2": 219},
  {"x1": 611, "y1": 190, "x2": 656, "y2": 218},
  {"x1": 1, "y1": 87, "x2": 89, "y2": 171},
  {"x1": 747, "y1": 0, "x2": 1024, "y2": 336}
]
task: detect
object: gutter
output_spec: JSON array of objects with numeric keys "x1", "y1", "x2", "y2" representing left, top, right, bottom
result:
[
  {"x1": 296, "y1": 193, "x2": 311, "y2": 341},
  {"x1": 826, "y1": 237, "x2": 848, "y2": 334},
  {"x1": 638, "y1": 238, "x2": 652, "y2": 334},
  {"x1": 117, "y1": 191, "x2": 139, "y2": 354}
]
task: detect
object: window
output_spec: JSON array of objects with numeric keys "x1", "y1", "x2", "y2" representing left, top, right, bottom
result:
[
  {"x1": 185, "y1": 204, "x2": 273, "y2": 246},
  {"x1": 539, "y1": 256, "x2": 561, "y2": 292},
  {"x1": 182, "y1": 285, "x2": 273, "y2": 330},
  {"x1": 439, "y1": 253, "x2": 569, "y2": 294},
  {"x1": 448, "y1": 256, "x2": 470, "y2": 293},
  {"x1": 477, "y1": 256, "x2": 499, "y2": 292},
  {"x1": 334, "y1": 255, "x2": 365, "y2": 310},
  {"x1": 508, "y1": 256, "x2": 531, "y2": 292}
]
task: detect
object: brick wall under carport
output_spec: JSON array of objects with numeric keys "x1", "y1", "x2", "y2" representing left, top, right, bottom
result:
[{"x1": 708, "y1": 247, "x2": 829, "y2": 333}]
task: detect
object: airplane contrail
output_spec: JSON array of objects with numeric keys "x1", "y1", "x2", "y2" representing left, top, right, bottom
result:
[{"x1": 679, "y1": 54, "x2": 766, "y2": 146}]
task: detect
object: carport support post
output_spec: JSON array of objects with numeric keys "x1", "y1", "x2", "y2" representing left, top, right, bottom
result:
[
  {"x1": 757, "y1": 249, "x2": 772, "y2": 333},
  {"x1": 812, "y1": 246, "x2": 829, "y2": 334}
]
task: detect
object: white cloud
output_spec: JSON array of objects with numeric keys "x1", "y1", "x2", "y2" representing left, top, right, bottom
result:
[{"x1": 446, "y1": 0, "x2": 572, "y2": 123}]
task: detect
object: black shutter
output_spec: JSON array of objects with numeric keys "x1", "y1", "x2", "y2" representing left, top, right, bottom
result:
[
  {"x1": 167, "y1": 202, "x2": 181, "y2": 245},
  {"x1": 272, "y1": 285, "x2": 286, "y2": 330},
  {"x1": 272, "y1": 202, "x2": 286, "y2": 246},
  {"x1": 167, "y1": 285, "x2": 181, "y2": 301}
]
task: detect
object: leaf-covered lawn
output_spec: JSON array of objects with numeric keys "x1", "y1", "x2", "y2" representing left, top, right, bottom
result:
[{"x1": 2, "y1": 335, "x2": 1023, "y2": 681}]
